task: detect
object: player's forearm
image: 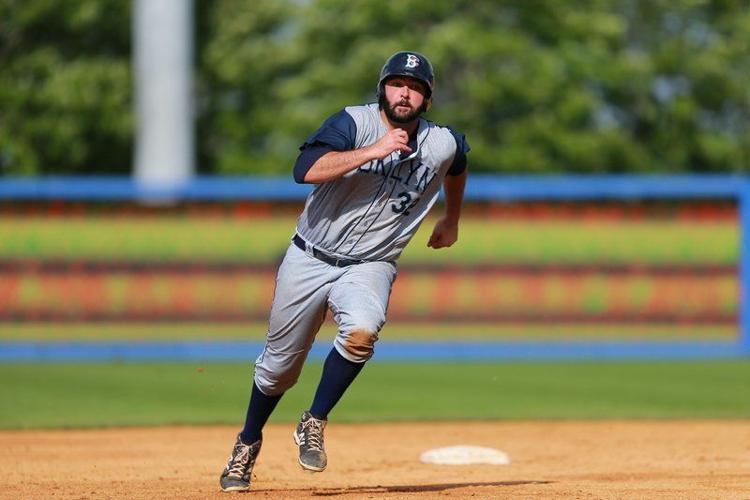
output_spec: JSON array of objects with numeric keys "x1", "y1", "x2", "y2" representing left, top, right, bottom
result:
[
  {"x1": 442, "y1": 170, "x2": 467, "y2": 224},
  {"x1": 303, "y1": 147, "x2": 380, "y2": 184}
]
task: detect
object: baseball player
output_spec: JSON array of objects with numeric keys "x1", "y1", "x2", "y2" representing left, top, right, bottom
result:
[{"x1": 220, "y1": 51, "x2": 469, "y2": 492}]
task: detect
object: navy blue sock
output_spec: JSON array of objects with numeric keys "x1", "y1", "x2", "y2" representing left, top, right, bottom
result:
[
  {"x1": 239, "y1": 381, "x2": 283, "y2": 444},
  {"x1": 309, "y1": 348, "x2": 365, "y2": 420}
]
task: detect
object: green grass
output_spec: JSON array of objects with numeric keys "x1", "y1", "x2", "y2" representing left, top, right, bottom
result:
[
  {"x1": 0, "y1": 322, "x2": 736, "y2": 341},
  {"x1": 0, "y1": 216, "x2": 737, "y2": 264},
  {"x1": 1, "y1": 361, "x2": 748, "y2": 429}
]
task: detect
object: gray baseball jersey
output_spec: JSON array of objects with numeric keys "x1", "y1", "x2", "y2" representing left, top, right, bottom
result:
[
  {"x1": 254, "y1": 103, "x2": 469, "y2": 395},
  {"x1": 295, "y1": 102, "x2": 469, "y2": 262}
]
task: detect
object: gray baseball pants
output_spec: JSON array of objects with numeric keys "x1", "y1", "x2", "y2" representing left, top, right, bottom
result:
[{"x1": 254, "y1": 243, "x2": 397, "y2": 395}]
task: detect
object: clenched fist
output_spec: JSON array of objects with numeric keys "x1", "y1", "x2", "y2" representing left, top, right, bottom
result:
[{"x1": 370, "y1": 128, "x2": 412, "y2": 159}]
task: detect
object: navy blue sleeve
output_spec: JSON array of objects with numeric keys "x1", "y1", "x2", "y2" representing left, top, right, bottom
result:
[
  {"x1": 301, "y1": 109, "x2": 357, "y2": 151},
  {"x1": 293, "y1": 110, "x2": 357, "y2": 183},
  {"x1": 447, "y1": 128, "x2": 470, "y2": 176},
  {"x1": 293, "y1": 144, "x2": 333, "y2": 183}
]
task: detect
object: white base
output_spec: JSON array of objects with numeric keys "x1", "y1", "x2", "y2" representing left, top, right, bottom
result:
[{"x1": 419, "y1": 445, "x2": 510, "y2": 465}]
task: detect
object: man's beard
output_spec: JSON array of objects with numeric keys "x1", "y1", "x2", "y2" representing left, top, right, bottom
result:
[{"x1": 379, "y1": 93, "x2": 426, "y2": 124}]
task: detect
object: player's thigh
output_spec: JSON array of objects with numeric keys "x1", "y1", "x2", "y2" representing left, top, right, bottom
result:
[
  {"x1": 255, "y1": 245, "x2": 344, "y2": 393},
  {"x1": 327, "y1": 261, "x2": 397, "y2": 333},
  {"x1": 267, "y1": 244, "x2": 343, "y2": 347}
]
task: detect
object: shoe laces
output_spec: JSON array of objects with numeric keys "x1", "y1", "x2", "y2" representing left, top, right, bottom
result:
[
  {"x1": 226, "y1": 441, "x2": 256, "y2": 478},
  {"x1": 300, "y1": 417, "x2": 325, "y2": 452}
]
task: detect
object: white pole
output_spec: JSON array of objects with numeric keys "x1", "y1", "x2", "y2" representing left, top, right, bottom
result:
[{"x1": 133, "y1": 0, "x2": 194, "y2": 191}]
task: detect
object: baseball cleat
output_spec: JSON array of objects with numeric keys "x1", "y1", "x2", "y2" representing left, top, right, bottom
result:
[
  {"x1": 293, "y1": 411, "x2": 328, "y2": 472},
  {"x1": 219, "y1": 434, "x2": 262, "y2": 492}
]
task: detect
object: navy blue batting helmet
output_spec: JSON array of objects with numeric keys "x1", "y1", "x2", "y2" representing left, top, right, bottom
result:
[{"x1": 377, "y1": 51, "x2": 434, "y2": 99}]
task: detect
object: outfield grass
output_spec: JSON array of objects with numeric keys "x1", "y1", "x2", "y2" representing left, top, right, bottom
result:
[
  {"x1": 0, "y1": 361, "x2": 748, "y2": 429},
  {"x1": 0, "y1": 216, "x2": 736, "y2": 264}
]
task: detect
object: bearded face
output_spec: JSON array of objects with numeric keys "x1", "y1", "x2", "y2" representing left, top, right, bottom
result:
[{"x1": 378, "y1": 76, "x2": 429, "y2": 124}]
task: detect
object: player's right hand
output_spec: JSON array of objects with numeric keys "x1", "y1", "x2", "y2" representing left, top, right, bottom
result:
[{"x1": 371, "y1": 128, "x2": 412, "y2": 159}]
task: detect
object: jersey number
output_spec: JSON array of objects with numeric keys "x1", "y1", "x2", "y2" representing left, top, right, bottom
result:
[{"x1": 391, "y1": 192, "x2": 419, "y2": 216}]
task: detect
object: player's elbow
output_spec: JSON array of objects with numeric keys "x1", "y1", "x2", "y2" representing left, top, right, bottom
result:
[
  {"x1": 293, "y1": 151, "x2": 318, "y2": 183},
  {"x1": 294, "y1": 146, "x2": 331, "y2": 184},
  {"x1": 297, "y1": 165, "x2": 327, "y2": 184},
  {"x1": 293, "y1": 163, "x2": 309, "y2": 184}
]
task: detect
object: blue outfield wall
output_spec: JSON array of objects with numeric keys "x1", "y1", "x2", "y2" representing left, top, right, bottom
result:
[
  {"x1": 0, "y1": 174, "x2": 746, "y2": 201},
  {"x1": 0, "y1": 174, "x2": 748, "y2": 360},
  {"x1": 0, "y1": 340, "x2": 743, "y2": 363}
]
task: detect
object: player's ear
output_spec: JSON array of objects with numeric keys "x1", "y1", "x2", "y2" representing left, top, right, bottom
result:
[
  {"x1": 376, "y1": 82, "x2": 387, "y2": 101},
  {"x1": 423, "y1": 82, "x2": 433, "y2": 112},
  {"x1": 426, "y1": 79, "x2": 434, "y2": 111}
]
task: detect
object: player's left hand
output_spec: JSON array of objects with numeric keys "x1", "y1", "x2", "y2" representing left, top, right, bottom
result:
[{"x1": 427, "y1": 217, "x2": 459, "y2": 249}]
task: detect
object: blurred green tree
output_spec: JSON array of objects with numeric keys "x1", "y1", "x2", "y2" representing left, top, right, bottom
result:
[
  {"x1": 1, "y1": 0, "x2": 749, "y2": 175},
  {"x1": 199, "y1": 0, "x2": 750, "y2": 174},
  {"x1": 0, "y1": 0, "x2": 132, "y2": 175}
]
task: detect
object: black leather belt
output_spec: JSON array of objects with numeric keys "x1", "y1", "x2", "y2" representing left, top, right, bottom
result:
[{"x1": 293, "y1": 234, "x2": 364, "y2": 267}]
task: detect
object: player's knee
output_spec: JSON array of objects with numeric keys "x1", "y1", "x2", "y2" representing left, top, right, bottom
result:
[
  {"x1": 336, "y1": 327, "x2": 379, "y2": 362},
  {"x1": 253, "y1": 350, "x2": 304, "y2": 395},
  {"x1": 253, "y1": 369, "x2": 298, "y2": 396}
]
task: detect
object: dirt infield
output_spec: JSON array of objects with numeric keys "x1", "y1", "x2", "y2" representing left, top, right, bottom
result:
[{"x1": 2, "y1": 421, "x2": 749, "y2": 499}]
